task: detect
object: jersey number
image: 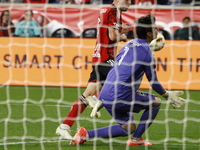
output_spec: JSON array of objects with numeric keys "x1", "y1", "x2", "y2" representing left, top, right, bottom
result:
[{"x1": 118, "y1": 47, "x2": 129, "y2": 66}]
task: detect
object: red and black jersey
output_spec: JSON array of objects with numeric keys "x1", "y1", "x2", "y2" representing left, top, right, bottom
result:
[
  {"x1": 92, "y1": 4, "x2": 122, "y2": 65},
  {"x1": 0, "y1": 21, "x2": 15, "y2": 36}
]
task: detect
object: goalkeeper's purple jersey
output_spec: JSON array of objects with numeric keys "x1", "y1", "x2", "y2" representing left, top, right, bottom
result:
[{"x1": 99, "y1": 38, "x2": 166, "y2": 101}]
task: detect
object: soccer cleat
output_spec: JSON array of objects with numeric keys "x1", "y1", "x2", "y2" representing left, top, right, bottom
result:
[
  {"x1": 127, "y1": 137, "x2": 152, "y2": 146},
  {"x1": 56, "y1": 126, "x2": 73, "y2": 140},
  {"x1": 70, "y1": 127, "x2": 87, "y2": 145}
]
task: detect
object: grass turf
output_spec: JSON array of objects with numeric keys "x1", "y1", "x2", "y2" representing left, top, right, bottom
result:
[{"x1": 0, "y1": 86, "x2": 199, "y2": 150}]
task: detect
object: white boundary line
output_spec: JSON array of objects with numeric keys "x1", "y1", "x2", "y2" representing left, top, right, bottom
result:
[
  {"x1": 1, "y1": 103, "x2": 200, "y2": 112},
  {"x1": 0, "y1": 140, "x2": 67, "y2": 146},
  {"x1": 0, "y1": 140, "x2": 56, "y2": 145},
  {"x1": 0, "y1": 140, "x2": 199, "y2": 146}
]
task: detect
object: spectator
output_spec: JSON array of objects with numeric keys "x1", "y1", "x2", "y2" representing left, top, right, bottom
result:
[
  {"x1": 173, "y1": 17, "x2": 200, "y2": 40},
  {"x1": 0, "y1": 10, "x2": 15, "y2": 36},
  {"x1": 180, "y1": 0, "x2": 200, "y2": 5},
  {"x1": 15, "y1": 10, "x2": 41, "y2": 37}
]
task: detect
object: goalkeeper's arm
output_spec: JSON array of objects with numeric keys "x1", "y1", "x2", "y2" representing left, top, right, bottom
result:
[
  {"x1": 145, "y1": 68, "x2": 186, "y2": 109},
  {"x1": 151, "y1": 86, "x2": 186, "y2": 109},
  {"x1": 149, "y1": 80, "x2": 186, "y2": 109}
]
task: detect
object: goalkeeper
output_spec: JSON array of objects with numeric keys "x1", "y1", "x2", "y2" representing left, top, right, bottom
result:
[
  {"x1": 71, "y1": 14, "x2": 186, "y2": 146},
  {"x1": 56, "y1": 0, "x2": 132, "y2": 140}
]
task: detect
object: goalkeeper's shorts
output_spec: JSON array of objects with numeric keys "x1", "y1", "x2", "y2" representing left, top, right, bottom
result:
[
  {"x1": 102, "y1": 91, "x2": 157, "y2": 125},
  {"x1": 88, "y1": 63, "x2": 112, "y2": 85}
]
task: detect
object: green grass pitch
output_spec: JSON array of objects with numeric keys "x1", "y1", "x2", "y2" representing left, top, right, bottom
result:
[{"x1": 0, "y1": 86, "x2": 199, "y2": 150}]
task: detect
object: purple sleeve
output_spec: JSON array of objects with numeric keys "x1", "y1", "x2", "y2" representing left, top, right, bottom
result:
[{"x1": 144, "y1": 52, "x2": 166, "y2": 95}]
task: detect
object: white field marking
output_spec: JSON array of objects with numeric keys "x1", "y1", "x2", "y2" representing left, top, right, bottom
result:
[
  {"x1": 1, "y1": 103, "x2": 200, "y2": 112},
  {"x1": 0, "y1": 140, "x2": 69, "y2": 146},
  {"x1": 160, "y1": 109, "x2": 200, "y2": 112},
  {"x1": 0, "y1": 140, "x2": 199, "y2": 147}
]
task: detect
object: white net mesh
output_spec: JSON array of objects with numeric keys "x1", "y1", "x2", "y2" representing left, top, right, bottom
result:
[{"x1": 0, "y1": 3, "x2": 200, "y2": 150}]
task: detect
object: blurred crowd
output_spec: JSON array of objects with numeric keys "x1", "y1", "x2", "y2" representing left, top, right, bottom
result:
[
  {"x1": 0, "y1": 9, "x2": 200, "y2": 40},
  {"x1": 0, "y1": 0, "x2": 199, "y2": 5},
  {"x1": 0, "y1": 10, "x2": 41, "y2": 37}
]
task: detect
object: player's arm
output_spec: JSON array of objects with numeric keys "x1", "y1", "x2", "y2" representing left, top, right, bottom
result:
[
  {"x1": 108, "y1": 27, "x2": 127, "y2": 42},
  {"x1": 121, "y1": 23, "x2": 132, "y2": 34},
  {"x1": 143, "y1": 51, "x2": 165, "y2": 94},
  {"x1": 145, "y1": 65, "x2": 166, "y2": 95},
  {"x1": 106, "y1": 10, "x2": 127, "y2": 42}
]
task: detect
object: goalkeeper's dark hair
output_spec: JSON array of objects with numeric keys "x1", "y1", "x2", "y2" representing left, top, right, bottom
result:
[{"x1": 135, "y1": 15, "x2": 156, "y2": 39}]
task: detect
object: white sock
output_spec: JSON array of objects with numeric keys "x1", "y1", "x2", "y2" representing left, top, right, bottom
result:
[
  {"x1": 60, "y1": 124, "x2": 70, "y2": 130},
  {"x1": 86, "y1": 133, "x2": 89, "y2": 140},
  {"x1": 132, "y1": 137, "x2": 140, "y2": 141}
]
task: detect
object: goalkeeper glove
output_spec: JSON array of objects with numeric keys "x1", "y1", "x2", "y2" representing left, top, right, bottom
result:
[
  {"x1": 90, "y1": 99, "x2": 103, "y2": 118},
  {"x1": 85, "y1": 96, "x2": 101, "y2": 118},
  {"x1": 162, "y1": 91, "x2": 186, "y2": 109}
]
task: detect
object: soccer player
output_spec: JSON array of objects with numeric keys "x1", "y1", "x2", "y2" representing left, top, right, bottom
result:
[
  {"x1": 56, "y1": 0, "x2": 132, "y2": 139},
  {"x1": 71, "y1": 14, "x2": 186, "y2": 145}
]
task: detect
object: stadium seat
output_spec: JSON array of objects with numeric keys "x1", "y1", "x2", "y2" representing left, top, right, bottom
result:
[
  {"x1": 81, "y1": 28, "x2": 97, "y2": 38},
  {"x1": 51, "y1": 28, "x2": 76, "y2": 38},
  {"x1": 158, "y1": 29, "x2": 171, "y2": 40}
]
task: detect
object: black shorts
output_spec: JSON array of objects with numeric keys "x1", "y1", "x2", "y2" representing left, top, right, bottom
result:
[{"x1": 88, "y1": 62, "x2": 112, "y2": 85}]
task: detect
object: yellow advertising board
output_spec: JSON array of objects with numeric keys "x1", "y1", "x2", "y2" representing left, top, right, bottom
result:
[{"x1": 0, "y1": 37, "x2": 199, "y2": 90}]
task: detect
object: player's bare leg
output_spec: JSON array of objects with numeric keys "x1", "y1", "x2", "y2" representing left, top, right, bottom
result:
[
  {"x1": 56, "y1": 82, "x2": 102, "y2": 140},
  {"x1": 121, "y1": 122, "x2": 136, "y2": 133},
  {"x1": 82, "y1": 82, "x2": 102, "y2": 97}
]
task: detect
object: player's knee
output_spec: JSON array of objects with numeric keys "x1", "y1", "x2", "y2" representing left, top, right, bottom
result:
[
  {"x1": 153, "y1": 96, "x2": 162, "y2": 107},
  {"x1": 121, "y1": 123, "x2": 136, "y2": 133}
]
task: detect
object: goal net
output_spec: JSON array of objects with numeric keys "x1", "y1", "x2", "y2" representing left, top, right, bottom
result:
[{"x1": 0, "y1": 3, "x2": 200, "y2": 150}]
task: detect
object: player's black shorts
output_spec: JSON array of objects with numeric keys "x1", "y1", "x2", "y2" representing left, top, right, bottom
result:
[{"x1": 88, "y1": 62, "x2": 112, "y2": 85}]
